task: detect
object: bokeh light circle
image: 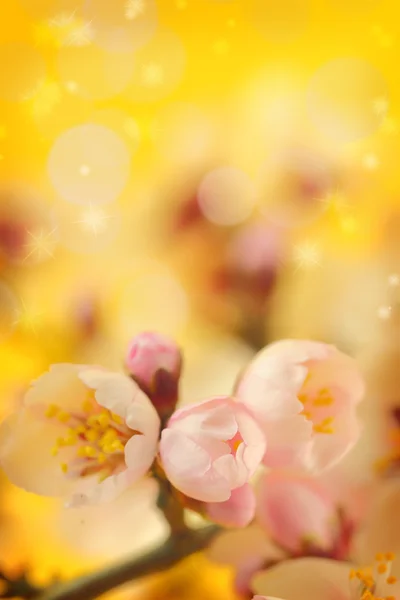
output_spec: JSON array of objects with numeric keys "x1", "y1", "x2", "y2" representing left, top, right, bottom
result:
[
  {"x1": 83, "y1": 0, "x2": 157, "y2": 53},
  {"x1": 0, "y1": 43, "x2": 45, "y2": 101},
  {"x1": 0, "y1": 282, "x2": 18, "y2": 341},
  {"x1": 198, "y1": 167, "x2": 256, "y2": 226},
  {"x1": 307, "y1": 58, "x2": 388, "y2": 143},
  {"x1": 152, "y1": 102, "x2": 214, "y2": 165},
  {"x1": 249, "y1": 0, "x2": 311, "y2": 43},
  {"x1": 48, "y1": 124, "x2": 131, "y2": 205},
  {"x1": 123, "y1": 30, "x2": 186, "y2": 103},
  {"x1": 56, "y1": 45, "x2": 134, "y2": 100},
  {"x1": 89, "y1": 108, "x2": 141, "y2": 152}
]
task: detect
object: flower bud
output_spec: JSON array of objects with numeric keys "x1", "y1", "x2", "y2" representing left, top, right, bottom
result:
[{"x1": 125, "y1": 332, "x2": 182, "y2": 418}]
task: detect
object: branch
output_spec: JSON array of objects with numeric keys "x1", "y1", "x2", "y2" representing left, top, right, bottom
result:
[{"x1": 38, "y1": 525, "x2": 220, "y2": 600}]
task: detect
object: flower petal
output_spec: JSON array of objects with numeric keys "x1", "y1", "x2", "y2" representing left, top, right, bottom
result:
[
  {"x1": 252, "y1": 558, "x2": 351, "y2": 600},
  {"x1": 0, "y1": 409, "x2": 75, "y2": 496},
  {"x1": 24, "y1": 363, "x2": 90, "y2": 413},
  {"x1": 160, "y1": 428, "x2": 231, "y2": 502},
  {"x1": 207, "y1": 484, "x2": 256, "y2": 527},
  {"x1": 256, "y1": 472, "x2": 335, "y2": 552}
]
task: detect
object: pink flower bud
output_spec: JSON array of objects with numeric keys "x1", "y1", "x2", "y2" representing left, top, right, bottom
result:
[{"x1": 125, "y1": 332, "x2": 182, "y2": 417}]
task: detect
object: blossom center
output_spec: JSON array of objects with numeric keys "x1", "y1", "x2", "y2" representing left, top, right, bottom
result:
[
  {"x1": 349, "y1": 553, "x2": 397, "y2": 600},
  {"x1": 45, "y1": 395, "x2": 139, "y2": 481},
  {"x1": 298, "y1": 378, "x2": 336, "y2": 435}
]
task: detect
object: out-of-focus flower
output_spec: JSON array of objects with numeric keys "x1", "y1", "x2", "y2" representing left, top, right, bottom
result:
[
  {"x1": 126, "y1": 331, "x2": 182, "y2": 417},
  {"x1": 251, "y1": 554, "x2": 400, "y2": 600},
  {"x1": 236, "y1": 340, "x2": 365, "y2": 472},
  {"x1": 0, "y1": 364, "x2": 160, "y2": 507},
  {"x1": 353, "y1": 478, "x2": 400, "y2": 579},
  {"x1": 208, "y1": 470, "x2": 356, "y2": 596},
  {"x1": 256, "y1": 471, "x2": 342, "y2": 556},
  {"x1": 211, "y1": 223, "x2": 283, "y2": 330},
  {"x1": 159, "y1": 396, "x2": 266, "y2": 525}
]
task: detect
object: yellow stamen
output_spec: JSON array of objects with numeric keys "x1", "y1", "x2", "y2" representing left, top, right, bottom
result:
[
  {"x1": 386, "y1": 552, "x2": 396, "y2": 561},
  {"x1": 82, "y1": 398, "x2": 93, "y2": 413},
  {"x1": 377, "y1": 563, "x2": 387, "y2": 574},
  {"x1": 85, "y1": 429, "x2": 100, "y2": 442},
  {"x1": 97, "y1": 453, "x2": 107, "y2": 464},
  {"x1": 57, "y1": 411, "x2": 70, "y2": 423},
  {"x1": 51, "y1": 447, "x2": 59, "y2": 457},
  {"x1": 45, "y1": 404, "x2": 59, "y2": 418},
  {"x1": 111, "y1": 413, "x2": 123, "y2": 425},
  {"x1": 61, "y1": 463, "x2": 68, "y2": 473}
]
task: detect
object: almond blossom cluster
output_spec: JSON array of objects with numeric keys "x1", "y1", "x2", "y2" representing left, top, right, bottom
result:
[{"x1": 0, "y1": 332, "x2": 364, "y2": 532}]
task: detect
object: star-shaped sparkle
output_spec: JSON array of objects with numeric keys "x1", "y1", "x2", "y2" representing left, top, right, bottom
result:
[
  {"x1": 64, "y1": 20, "x2": 94, "y2": 46},
  {"x1": 319, "y1": 189, "x2": 350, "y2": 213},
  {"x1": 13, "y1": 299, "x2": 43, "y2": 334},
  {"x1": 24, "y1": 227, "x2": 57, "y2": 262},
  {"x1": 75, "y1": 204, "x2": 111, "y2": 236},
  {"x1": 292, "y1": 241, "x2": 321, "y2": 270}
]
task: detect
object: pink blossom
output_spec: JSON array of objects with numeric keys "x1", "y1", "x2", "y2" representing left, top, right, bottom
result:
[
  {"x1": 236, "y1": 340, "x2": 365, "y2": 472},
  {"x1": 159, "y1": 396, "x2": 266, "y2": 523},
  {"x1": 256, "y1": 471, "x2": 337, "y2": 555},
  {"x1": 0, "y1": 364, "x2": 160, "y2": 507},
  {"x1": 126, "y1": 332, "x2": 182, "y2": 415}
]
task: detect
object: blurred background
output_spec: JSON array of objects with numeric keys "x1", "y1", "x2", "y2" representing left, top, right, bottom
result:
[{"x1": 0, "y1": 0, "x2": 399, "y2": 598}]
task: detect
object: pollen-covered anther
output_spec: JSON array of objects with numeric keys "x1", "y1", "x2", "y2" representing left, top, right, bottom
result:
[
  {"x1": 313, "y1": 416, "x2": 335, "y2": 434},
  {"x1": 312, "y1": 387, "x2": 335, "y2": 406},
  {"x1": 350, "y1": 553, "x2": 397, "y2": 600},
  {"x1": 46, "y1": 400, "x2": 132, "y2": 481}
]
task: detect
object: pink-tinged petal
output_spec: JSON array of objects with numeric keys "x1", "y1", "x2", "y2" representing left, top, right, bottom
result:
[
  {"x1": 253, "y1": 597, "x2": 286, "y2": 600},
  {"x1": 262, "y1": 417, "x2": 313, "y2": 470},
  {"x1": 310, "y1": 410, "x2": 361, "y2": 473},
  {"x1": 0, "y1": 409, "x2": 75, "y2": 497},
  {"x1": 160, "y1": 429, "x2": 231, "y2": 502},
  {"x1": 169, "y1": 397, "x2": 238, "y2": 440},
  {"x1": 257, "y1": 340, "x2": 335, "y2": 364},
  {"x1": 256, "y1": 472, "x2": 335, "y2": 552},
  {"x1": 160, "y1": 397, "x2": 265, "y2": 503},
  {"x1": 24, "y1": 363, "x2": 90, "y2": 412},
  {"x1": 160, "y1": 428, "x2": 211, "y2": 479},
  {"x1": 252, "y1": 558, "x2": 351, "y2": 600},
  {"x1": 125, "y1": 331, "x2": 182, "y2": 387},
  {"x1": 306, "y1": 351, "x2": 365, "y2": 406},
  {"x1": 124, "y1": 433, "x2": 159, "y2": 481},
  {"x1": 213, "y1": 453, "x2": 241, "y2": 487},
  {"x1": 235, "y1": 363, "x2": 305, "y2": 420},
  {"x1": 207, "y1": 484, "x2": 256, "y2": 527},
  {"x1": 79, "y1": 369, "x2": 160, "y2": 431}
]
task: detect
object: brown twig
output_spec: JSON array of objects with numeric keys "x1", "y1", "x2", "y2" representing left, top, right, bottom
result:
[{"x1": 38, "y1": 525, "x2": 220, "y2": 600}]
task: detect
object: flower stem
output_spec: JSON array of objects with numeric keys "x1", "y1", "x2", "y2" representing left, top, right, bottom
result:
[{"x1": 38, "y1": 525, "x2": 220, "y2": 600}]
